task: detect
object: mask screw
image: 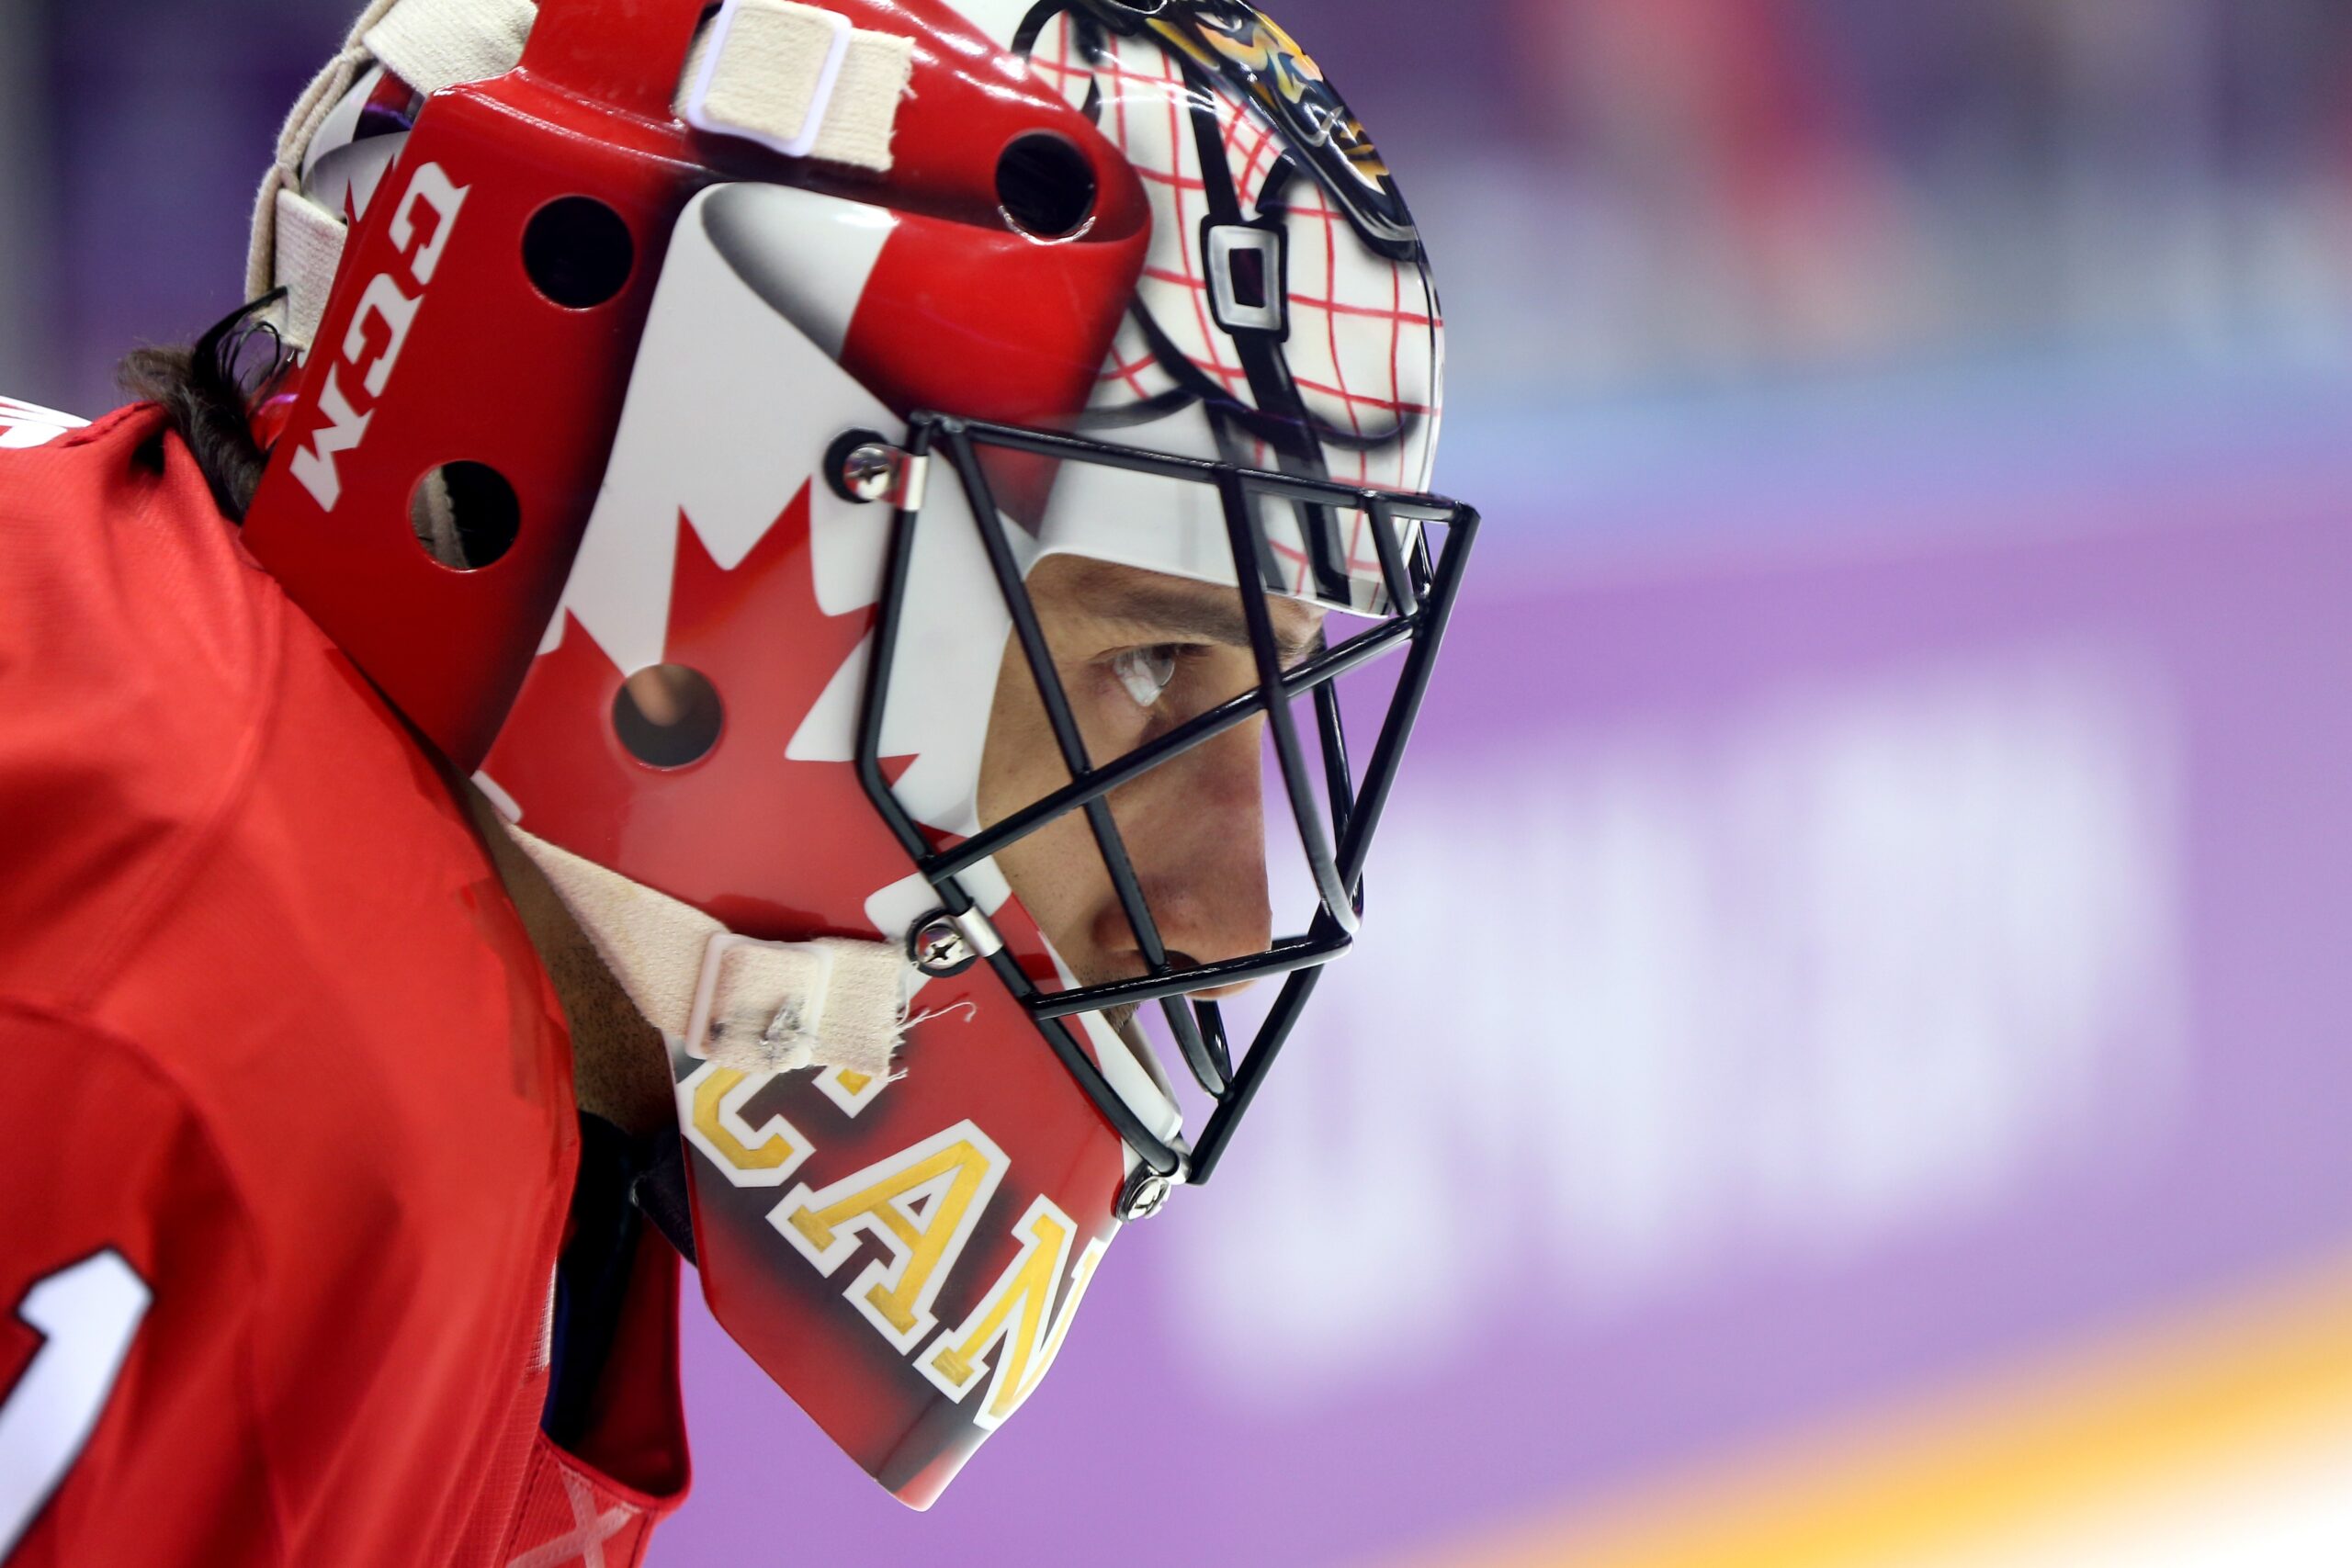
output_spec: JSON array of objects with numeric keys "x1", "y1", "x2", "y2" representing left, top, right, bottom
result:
[
  {"x1": 839, "y1": 443, "x2": 900, "y2": 502},
  {"x1": 910, "y1": 911, "x2": 980, "y2": 977},
  {"x1": 1117, "y1": 1168, "x2": 1176, "y2": 1222},
  {"x1": 827, "y1": 428, "x2": 924, "y2": 507}
]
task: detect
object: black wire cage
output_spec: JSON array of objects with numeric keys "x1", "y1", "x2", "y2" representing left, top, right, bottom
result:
[{"x1": 854, "y1": 411, "x2": 1478, "y2": 1202}]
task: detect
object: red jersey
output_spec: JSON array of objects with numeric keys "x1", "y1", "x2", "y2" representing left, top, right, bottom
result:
[{"x1": 0, "y1": 401, "x2": 687, "y2": 1565}]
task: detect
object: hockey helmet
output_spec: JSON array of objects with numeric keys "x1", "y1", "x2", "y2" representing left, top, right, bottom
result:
[{"x1": 240, "y1": 0, "x2": 1476, "y2": 1506}]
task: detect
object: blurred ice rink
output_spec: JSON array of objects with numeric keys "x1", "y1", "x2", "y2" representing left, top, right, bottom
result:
[{"x1": 6, "y1": 1, "x2": 2348, "y2": 1562}]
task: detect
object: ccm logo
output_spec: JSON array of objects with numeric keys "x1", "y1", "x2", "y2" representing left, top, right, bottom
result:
[{"x1": 289, "y1": 162, "x2": 469, "y2": 512}]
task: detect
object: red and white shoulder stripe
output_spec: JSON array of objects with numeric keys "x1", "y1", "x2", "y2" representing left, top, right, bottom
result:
[{"x1": 0, "y1": 395, "x2": 89, "y2": 450}]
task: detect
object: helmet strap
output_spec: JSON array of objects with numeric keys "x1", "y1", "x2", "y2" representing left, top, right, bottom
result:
[{"x1": 501, "y1": 821, "x2": 911, "y2": 1079}]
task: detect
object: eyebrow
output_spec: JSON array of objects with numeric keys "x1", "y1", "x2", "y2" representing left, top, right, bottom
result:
[{"x1": 1089, "y1": 579, "x2": 1327, "y2": 668}]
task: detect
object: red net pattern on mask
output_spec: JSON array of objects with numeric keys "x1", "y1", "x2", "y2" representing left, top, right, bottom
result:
[{"x1": 1021, "y1": 14, "x2": 1443, "y2": 532}]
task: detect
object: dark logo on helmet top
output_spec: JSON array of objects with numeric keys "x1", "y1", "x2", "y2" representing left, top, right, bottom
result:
[{"x1": 1042, "y1": 0, "x2": 1421, "y2": 262}]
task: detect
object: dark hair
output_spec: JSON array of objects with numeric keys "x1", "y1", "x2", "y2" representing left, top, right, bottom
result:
[{"x1": 116, "y1": 293, "x2": 285, "y2": 523}]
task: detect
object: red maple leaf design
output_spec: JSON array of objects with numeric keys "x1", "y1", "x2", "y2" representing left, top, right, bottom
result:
[{"x1": 483, "y1": 481, "x2": 918, "y2": 940}]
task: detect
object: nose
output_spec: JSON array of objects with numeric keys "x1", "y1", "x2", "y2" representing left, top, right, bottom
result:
[{"x1": 1089, "y1": 722, "x2": 1273, "y2": 988}]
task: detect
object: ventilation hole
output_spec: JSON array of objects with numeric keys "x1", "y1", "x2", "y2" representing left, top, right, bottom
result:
[
  {"x1": 997, "y1": 133, "x2": 1098, "y2": 240},
  {"x1": 523, "y1": 197, "x2": 635, "y2": 309},
  {"x1": 613, "y1": 665, "x2": 724, "y2": 769},
  {"x1": 409, "y1": 461, "x2": 520, "y2": 570}
]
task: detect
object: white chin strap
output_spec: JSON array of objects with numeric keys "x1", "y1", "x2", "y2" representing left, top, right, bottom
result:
[{"x1": 503, "y1": 823, "x2": 911, "y2": 1079}]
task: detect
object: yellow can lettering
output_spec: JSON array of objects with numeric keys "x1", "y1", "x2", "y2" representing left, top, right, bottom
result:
[
  {"x1": 923, "y1": 1198, "x2": 1109, "y2": 1431},
  {"x1": 679, "y1": 1063, "x2": 812, "y2": 1189},
  {"x1": 772, "y1": 1120, "x2": 1009, "y2": 1351}
]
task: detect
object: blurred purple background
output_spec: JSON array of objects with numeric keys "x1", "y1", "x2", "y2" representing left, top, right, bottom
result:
[
  {"x1": 16, "y1": 0, "x2": 2352, "y2": 415},
  {"x1": 8, "y1": 3, "x2": 2350, "y2": 1564}
]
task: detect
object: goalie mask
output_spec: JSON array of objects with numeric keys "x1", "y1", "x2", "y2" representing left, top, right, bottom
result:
[{"x1": 239, "y1": 0, "x2": 1476, "y2": 1507}]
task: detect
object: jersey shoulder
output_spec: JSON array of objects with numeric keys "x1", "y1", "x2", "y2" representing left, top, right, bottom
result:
[
  {"x1": 0, "y1": 401, "x2": 632, "y2": 1564},
  {"x1": 0, "y1": 399, "x2": 287, "y2": 1005},
  {"x1": 0, "y1": 391, "x2": 579, "y2": 1111},
  {"x1": 0, "y1": 398, "x2": 578, "y2": 1190}
]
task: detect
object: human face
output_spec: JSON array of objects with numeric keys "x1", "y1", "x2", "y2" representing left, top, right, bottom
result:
[{"x1": 977, "y1": 554, "x2": 1327, "y2": 1000}]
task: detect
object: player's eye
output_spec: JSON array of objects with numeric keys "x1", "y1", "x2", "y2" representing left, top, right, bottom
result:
[{"x1": 1108, "y1": 645, "x2": 1182, "y2": 709}]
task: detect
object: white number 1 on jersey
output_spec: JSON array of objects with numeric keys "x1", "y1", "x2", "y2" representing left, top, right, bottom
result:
[{"x1": 0, "y1": 1251, "x2": 151, "y2": 1558}]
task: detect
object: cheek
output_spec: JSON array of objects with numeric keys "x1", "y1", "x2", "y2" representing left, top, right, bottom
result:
[
  {"x1": 977, "y1": 646, "x2": 1130, "y2": 958},
  {"x1": 978, "y1": 637, "x2": 1055, "y2": 824},
  {"x1": 997, "y1": 803, "x2": 1102, "y2": 948},
  {"x1": 978, "y1": 660, "x2": 1148, "y2": 829}
]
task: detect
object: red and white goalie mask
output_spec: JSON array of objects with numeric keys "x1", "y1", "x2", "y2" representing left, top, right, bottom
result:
[{"x1": 239, "y1": 0, "x2": 1477, "y2": 1506}]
